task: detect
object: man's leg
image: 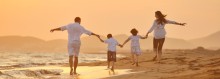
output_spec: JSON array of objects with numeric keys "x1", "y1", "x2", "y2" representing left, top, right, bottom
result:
[
  {"x1": 108, "y1": 61, "x2": 110, "y2": 69},
  {"x1": 72, "y1": 41, "x2": 81, "y2": 75},
  {"x1": 73, "y1": 56, "x2": 78, "y2": 74},
  {"x1": 69, "y1": 56, "x2": 73, "y2": 75}
]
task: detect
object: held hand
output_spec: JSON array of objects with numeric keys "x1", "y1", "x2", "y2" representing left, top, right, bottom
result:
[
  {"x1": 50, "y1": 29, "x2": 54, "y2": 33},
  {"x1": 180, "y1": 23, "x2": 186, "y2": 26},
  {"x1": 145, "y1": 34, "x2": 148, "y2": 38},
  {"x1": 119, "y1": 45, "x2": 123, "y2": 48},
  {"x1": 122, "y1": 44, "x2": 125, "y2": 47},
  {"x1": 145, "y1": 36, "x2": 148, "y2": 39},
  {"x1": 96, "y1": 35, "x2": 100, "y2": 38}
]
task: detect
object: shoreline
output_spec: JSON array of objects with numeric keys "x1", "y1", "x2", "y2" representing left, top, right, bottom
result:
[{"x1": 0, "y1": 49, "x2": 220, "y2": 79}]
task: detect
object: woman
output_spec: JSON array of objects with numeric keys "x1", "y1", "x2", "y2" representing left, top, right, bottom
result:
[{"x1": 146, "y1": 11, "x2": 186, "y2": 63}]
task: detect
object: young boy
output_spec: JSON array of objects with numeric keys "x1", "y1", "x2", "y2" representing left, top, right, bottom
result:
[
  {"x1": 98, "y1": 34, "x2": 122, "y2": 72},
  {"x1": 122, "y1": 28, "x2": 147, "y2": 66}
]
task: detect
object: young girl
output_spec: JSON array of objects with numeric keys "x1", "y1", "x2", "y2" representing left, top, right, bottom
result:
[{"x1": 122, "y1": 28, "x2": 147, "y2": 66}]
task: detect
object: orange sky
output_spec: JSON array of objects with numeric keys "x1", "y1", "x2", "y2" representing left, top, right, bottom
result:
[{"x1": 0, "y1": 0, "x2": 220, "y2": 40}]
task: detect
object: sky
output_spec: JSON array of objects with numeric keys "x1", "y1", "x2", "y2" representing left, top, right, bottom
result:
[{"x1": 0, "y1": 0, "x2": 220, "y2": 40}]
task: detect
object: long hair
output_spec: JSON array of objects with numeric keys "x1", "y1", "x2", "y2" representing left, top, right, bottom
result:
[{"x1": 155, "y1": 11, "x2": 167, "y2": 25}]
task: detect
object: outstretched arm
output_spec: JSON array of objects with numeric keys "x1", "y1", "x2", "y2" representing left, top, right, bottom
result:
[
  {"x1": 91, "y1": 33, "x2": 100, "y2": 38},
  {"x1": 98, "y1": 36, "x2": 104, "y2": 42},
  {"x1": 173, "y1": 22, "x2": 186, "y2": 26},
  {"x1": 50, "y1": 27, "x2": 62, "y2": 32},
  {"x1": 82, "y1": 26, "x2": 99, "y2": 37},
  {"x1": 122, "y1": 38, "x2": 130, "y2": 46},
  {"x1": 167, "y1": 20, "x2": 186, "y2": 26},
  {"x1": 118, "y1": 44, "x2": 123, "y2": 48}
]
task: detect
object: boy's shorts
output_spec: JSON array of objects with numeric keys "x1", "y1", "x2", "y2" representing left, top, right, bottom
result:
[
  {"x1": 68, "y1": 41, "x2": 81, "y2": 57},
  {"x1": 131, "y1": 46, "x2": 141, "y2": 55},
  {"x1": 107, "y1": 51, "x2": 116, "y2": 62}
]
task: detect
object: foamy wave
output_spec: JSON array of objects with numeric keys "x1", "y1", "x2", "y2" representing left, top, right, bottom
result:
[
  {"x1": 0, "y1": 69, "x2": 62, "y2": 79},
  {"x1": 0, "y1": 52, "x2": 121, "y2": 69}
]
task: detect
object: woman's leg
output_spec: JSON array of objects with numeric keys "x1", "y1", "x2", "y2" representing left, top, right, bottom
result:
[
  {"x1": 157, "y1": 38, "x2": 165, "y2": 62},
  {"x1": 153, "y1": 38, "x2": 159, "y2": 61}
]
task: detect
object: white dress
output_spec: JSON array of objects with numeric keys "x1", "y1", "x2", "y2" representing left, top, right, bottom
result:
[{"x1": 129, "y1": 35, "x2": 142, "y2": 55}]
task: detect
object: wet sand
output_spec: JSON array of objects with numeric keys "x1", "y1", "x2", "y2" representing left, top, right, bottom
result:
[
  {"x1": 1, "y1": 49, "x2": 220, "y2": 79},
  {"x1": 0, "y1": 66, "x2": 136, "y2": 79}
]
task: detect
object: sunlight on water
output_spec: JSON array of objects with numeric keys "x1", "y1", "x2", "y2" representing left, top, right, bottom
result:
[
  {"x1": 0, "y1": 52, "x2": 124, "y2": 67},
  {"x1": 1, "y1": 66, "x2": 136, "y2": 79}
]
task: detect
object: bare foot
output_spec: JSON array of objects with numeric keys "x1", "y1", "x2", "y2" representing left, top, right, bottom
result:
[
  {"x1": 111, "y1": 68, "x2": 114, "y2": 72},
  {"x1": 105, "y1": 67, "x2": 110, "y2": 70},
  {"x1": 136, "y1": 63, "x2": 139, "y2": 67},
  {"x1": 132, "y1": 63, "x2": 135, "y2": 65},
  {"x1": 152, "y1": 56, "x2": 157, "y2": 61},
  {"x1": 70, "y1": 69, "x2": 73, "y2": 75},
  {"x1": 73, "y1": 72, "x2": 80, "y2": 76},
  {"x1": 155, "y1": 61, "x2": 161, "y2": 64}
]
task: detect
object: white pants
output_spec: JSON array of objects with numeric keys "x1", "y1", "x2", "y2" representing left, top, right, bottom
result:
[{"x1": 68, "y1": 41, "x2": 81, "y2": 57}]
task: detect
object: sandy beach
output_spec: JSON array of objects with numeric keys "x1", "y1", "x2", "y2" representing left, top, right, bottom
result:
[
  {"x1": 1, "y1": 0, "x2": 220, "y2": 79},
  {"x1": 0, "y1": 48, "x2": 220, "y2": 79},
  {"x1": 78, "y1": 48, "x2": 220, "y2": 79}
]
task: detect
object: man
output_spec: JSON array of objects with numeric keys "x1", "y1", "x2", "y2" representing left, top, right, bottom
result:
[{"x1": 50, "y1": 17, "x2": 99, "y2": 75}]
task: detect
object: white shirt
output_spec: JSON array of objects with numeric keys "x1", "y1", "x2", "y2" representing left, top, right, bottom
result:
[
  {"x1": 129, "y1": 35, "x2": 141, "y2": 47},
  {"x1": 104, "y1": 38, "x2": 119, "y2": 52},
  {"x1": 60, "y1": 23, "x2": 92, "y2": 43},
  {"x1": 148, "y1": 20, "x2": 176, "y2": 39}
]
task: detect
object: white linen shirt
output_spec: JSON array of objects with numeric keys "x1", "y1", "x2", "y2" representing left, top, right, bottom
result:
[
  {"x1": 148, "y1": 20, "x2": 176, "y2": 39},
  {"x1": 60, "y1": 23, "x2": 92, "y2": 43},
  {"x1": 104, "y1": 38, "x2": 119, "y2": 52}
]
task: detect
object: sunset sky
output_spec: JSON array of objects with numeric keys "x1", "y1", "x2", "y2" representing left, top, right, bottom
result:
[{"x1": 1, "y1": 0, "x2": 220, "y2": 40}]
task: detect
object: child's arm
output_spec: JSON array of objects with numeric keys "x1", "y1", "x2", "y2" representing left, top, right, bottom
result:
[
  {"x1": 91, "y1": 33, "x2": 100, "y2": 38},
  {"x1": 140, "y1": 36, "x2": 147, "y2": 39},
  {"x1": 118, "y1": 44, "x2": 123, "y2": 48},
  {"x1": 98, "y1": 37, "x2": 104, "y2": 42},
  {"x1": 122, "y1": 38, "x2": 130, "y2": 46}
]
